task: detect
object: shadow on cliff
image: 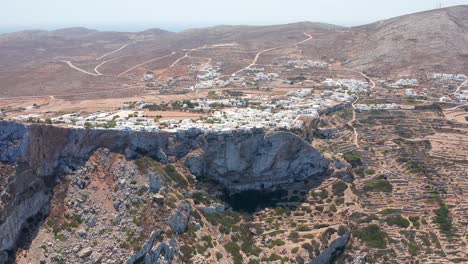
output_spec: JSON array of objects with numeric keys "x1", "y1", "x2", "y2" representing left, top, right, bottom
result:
[
  {"x1": 6, "y1": 207, "x2": 50, "y2": 263},
  {"x1": 216, "y1": 176, "x2": 328, "y2": 214}
]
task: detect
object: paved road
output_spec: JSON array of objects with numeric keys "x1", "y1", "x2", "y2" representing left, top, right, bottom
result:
[
  {"x1": 96, "y1": 42, "x2": 133, "y2": 61},
  {"x1": 232, "y1": 32, "x2": 313, "y2": 76},
  {"x1": 118, "y1": 52, "x2": 176, "y2": 76}
]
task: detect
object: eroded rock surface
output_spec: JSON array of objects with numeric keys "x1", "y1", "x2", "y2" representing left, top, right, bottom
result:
[{"x1": 0, "y1": 121, "x2": 329, "y2": 262}]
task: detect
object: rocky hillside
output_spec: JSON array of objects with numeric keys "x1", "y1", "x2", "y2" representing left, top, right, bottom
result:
[
  {"x1": 0, "y1": 121, "x2": 329, "y2": 263},
  {"x1": 1, "y1": 6, "x2": 467, "y2": 98},
  {"x1": 343, "y1": 5, "x2": 468, "y2": 75}
]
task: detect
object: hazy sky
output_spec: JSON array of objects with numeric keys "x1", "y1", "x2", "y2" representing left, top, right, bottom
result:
[{"x1": 2, "y1": 0, "x2": 468, "y2": 32}]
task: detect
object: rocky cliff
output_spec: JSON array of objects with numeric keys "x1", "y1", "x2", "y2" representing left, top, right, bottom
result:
[
  {"x1": 311, "y1": 231, "x2": 351, "y2": 264},
  {"x1": 0, "y1": 121, "x2": 329, "y2": 191},
  {"x1": 0, "y1": 121, "x2": 329, "y2": 261}
]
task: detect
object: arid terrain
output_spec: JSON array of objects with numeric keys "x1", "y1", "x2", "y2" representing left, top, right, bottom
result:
[{"x1": 0, "y1": 5, "x2": 467, "y2": 264}]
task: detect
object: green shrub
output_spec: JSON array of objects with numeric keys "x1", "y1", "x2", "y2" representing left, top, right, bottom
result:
[
  {"x1": 201, "y1": 235, "x2": 213, "y2": 248},
  {"x1": 409, "y1": 216, "x2": 420, "y2": 228},
  {"x1": 332, "y1": 181, "x2": 348, "y2": 196},
  {"x1": 164, "y1": 164, "x2": 188, "y2": 188},
  {"x1": 180, "y1": 244, "x2": 193, "y2": 262},
  {"x1": 296, "y1": 225, "x2": 311, "y2": 232},
  {"x1": 268, "y1": 239, "x2": 286, "y2": 248},
  {"x1": 433, "y1": 201, "x2": 453, "y2": 235},
  {"x1": 354, "y1": 224, "x2": 388, "y2": 249},
  {"x1": 224, "y1": 242, "x2": 243, "y2": 264},
  {"x1": 288, "y1": 231, "x2": 300, "y2": 242},
  {"x1": 385, "y1": 215, "x2": 410, "y2": 228},
  {"x1": 338, "y1": 225, "x2": 348, "y2": 236},
  {"x1": 264, "y1": 253, "x2": 282, "y2": 261},
  {"x1": 363, "y1": 177, "x2": 392, "y2": 193},
  {"x1": 134, "y1": 156, "x2": 158, "y2": 172},
  {"x1": 378, "y1": 208, "x2": 401, "y2": 215},
  {"x1": 407, "y1": 161, "x2": 425, "y2": 173},
  {"x1": 354, "y1": 168, "x2": 365, "y2": 177},
  {"x1": 343, "y1": 152, "x2": 362, "y2": 167}
]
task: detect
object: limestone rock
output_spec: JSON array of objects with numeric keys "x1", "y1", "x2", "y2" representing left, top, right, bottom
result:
[
  {"x1": 77, "y1": 247, "x2": 93, "y2": 258},
  {"x1": 148, "y1": 174, "x2": 161, "y2": 193},
  {"x1": 198, "y1": 203, "x2": 225, "y2": 215},
  {"x1": 184, "y1": 131, "x2": 329, "y2": 192},
  {"x1": 310, "y1": 231, "x2": 351, "y2": 264},
  {"x1": 167, "y1": 202, "x2": 192, "y2": 234}
]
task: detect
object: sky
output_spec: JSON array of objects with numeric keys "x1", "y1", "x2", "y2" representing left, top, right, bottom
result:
[{"x1": 1, "y1": 0, "x2": 468, "y2": 32}]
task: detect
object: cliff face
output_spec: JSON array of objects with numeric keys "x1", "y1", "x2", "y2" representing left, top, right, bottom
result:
[
  {"x1": 184, "y1": 131, "x2": 329, "y2": 191},
  {"x1": 0, "y1": 121, "x2": 329, "y2": 260},
  {"x1": 0, "y1": 121, "x2": 329, "y2": 190}
]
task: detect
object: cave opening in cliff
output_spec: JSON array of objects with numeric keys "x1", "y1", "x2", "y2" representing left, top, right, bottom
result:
[{"x1": 223, "y1": 189, "x2": 307, "y2": 213}]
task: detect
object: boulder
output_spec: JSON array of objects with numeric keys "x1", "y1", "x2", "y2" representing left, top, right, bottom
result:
[
  {"x1": 77, "y1": 247, "x2": 93, "y2": 258},
  {"x1": 167, "y1": 202, "x2": 192, "y2": 234},
  {"x1": 198, "y1": 203, "x2": 225, "y2": 215},
  {"x1": 152, "y1": 194, "x2": 165, "y2": 205},
  {"x1": 310, "y1": 231, "x2": 351, "y2": 264},
  {"x1": 148, "y1": 174, "x2": 161, "y2": 193}
]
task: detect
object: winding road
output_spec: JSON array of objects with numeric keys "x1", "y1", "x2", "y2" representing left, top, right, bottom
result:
[
  {"x1": 232, "y1": 32, "x2": 313, "y2": 76},
  {"x1": 96, "y1": 42, "x2": 133, "y2": 61},
  {"x1": 340, "y1": 68, "x2": 376, "y2": 147},
  {"x1": 61, "y1": 60, "x2": 101, "y2": 76},
  {"x1": 349, "y1": 96, "x2": 360, "y2": 147},
  {"x1": 169, "y1": 47, "x2": 208, "y2": 68},
  {"x1": 452, "y1": 79, "x2": 467, "y2": 95},
  {"x1": 118, "y1": 52, "x2": 177, "y2": 76},
  {"x1": 93, "y1": 56, "x2": 125, "y2": 75}
]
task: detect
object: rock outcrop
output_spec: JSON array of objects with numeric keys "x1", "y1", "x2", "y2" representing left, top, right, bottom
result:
[
  {"x1": 184, "y1": 131, "x2": 329, "y2": 191},
  {"x1": 310, "y1": 231, "x2": 351, "y2": 264},
  {"x1": 126, "y1": 230, "x2": 177, "y2": 264},
  {"x1": 167, "y1": 202, "x2": 192, "y2": 234},
  {"x1": 0, "y1": 121, "x2": 329, "y2": 261}
]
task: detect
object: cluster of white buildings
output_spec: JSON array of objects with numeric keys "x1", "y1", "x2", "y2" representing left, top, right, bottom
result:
[
  {"x1": 190, "y1": 98, "x2": 247, "y2": 111},
  {"x1": 13, "y1": 72, "x2": 381, "y2": 133},
  {"x1": 196, "y1": 67, "x2": 222, "y2": 81},
  {"x1": 49, "y1": 111, "x2": 160, "y2": 132},
  {"x1": 287, "y1": 89, "x2": 312, "y2": 98},
  {"x1": 48, "y1": 88, "x2": 341, "y2": 132},
  {"x1": 454, "y1": 90, "x2": 468, "y2": 103},
  {"x1": 322, "y1": 79, "x2": 370, "y2": 94},
  {"x1": 243, "y1": 67, "x2": 279, "y2": 82},
  {"x1": 285, "y1": 60, "x2": 329, "y2": 69},
  {"x1": 405, "y1": 88, "x2": 418, "y2": 97},
  {"x1": 318, "y1": 90, "x2": 356, "y2": 103},
  {"x1": 191, "y1": 65, "x2": 231, "y2": 89},
  {"x1": 392, "y1": 79, "x2": 418, "y2": 87},
  {"x1": 355, "y1": 103, "x2": 415, "y2": 111},
  {"x1": 432, "y1": 73, "x2": 467, "y2": 82},
  {"x1": 143, "y1": 73, "x2": 156, "y2": 82},
  {"x1": 192, "y1": 79, "x2": 230, "y2": 89}
]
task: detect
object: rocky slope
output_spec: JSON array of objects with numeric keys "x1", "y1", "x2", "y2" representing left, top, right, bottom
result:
[
  {"x1": 1, "y1": 6, "x2": 467, "y2": 98},
  {"x1": 0, "y1": 121, "x2": 329, "y2": 263}
]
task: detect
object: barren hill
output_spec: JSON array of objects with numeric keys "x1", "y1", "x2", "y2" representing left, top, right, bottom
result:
[
  {"x1": 0, "y1": 5, "x2": 466, "y2": 98},
  {"x1": 343, "y1": 5, "x2": 468, "y2": 75}
]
